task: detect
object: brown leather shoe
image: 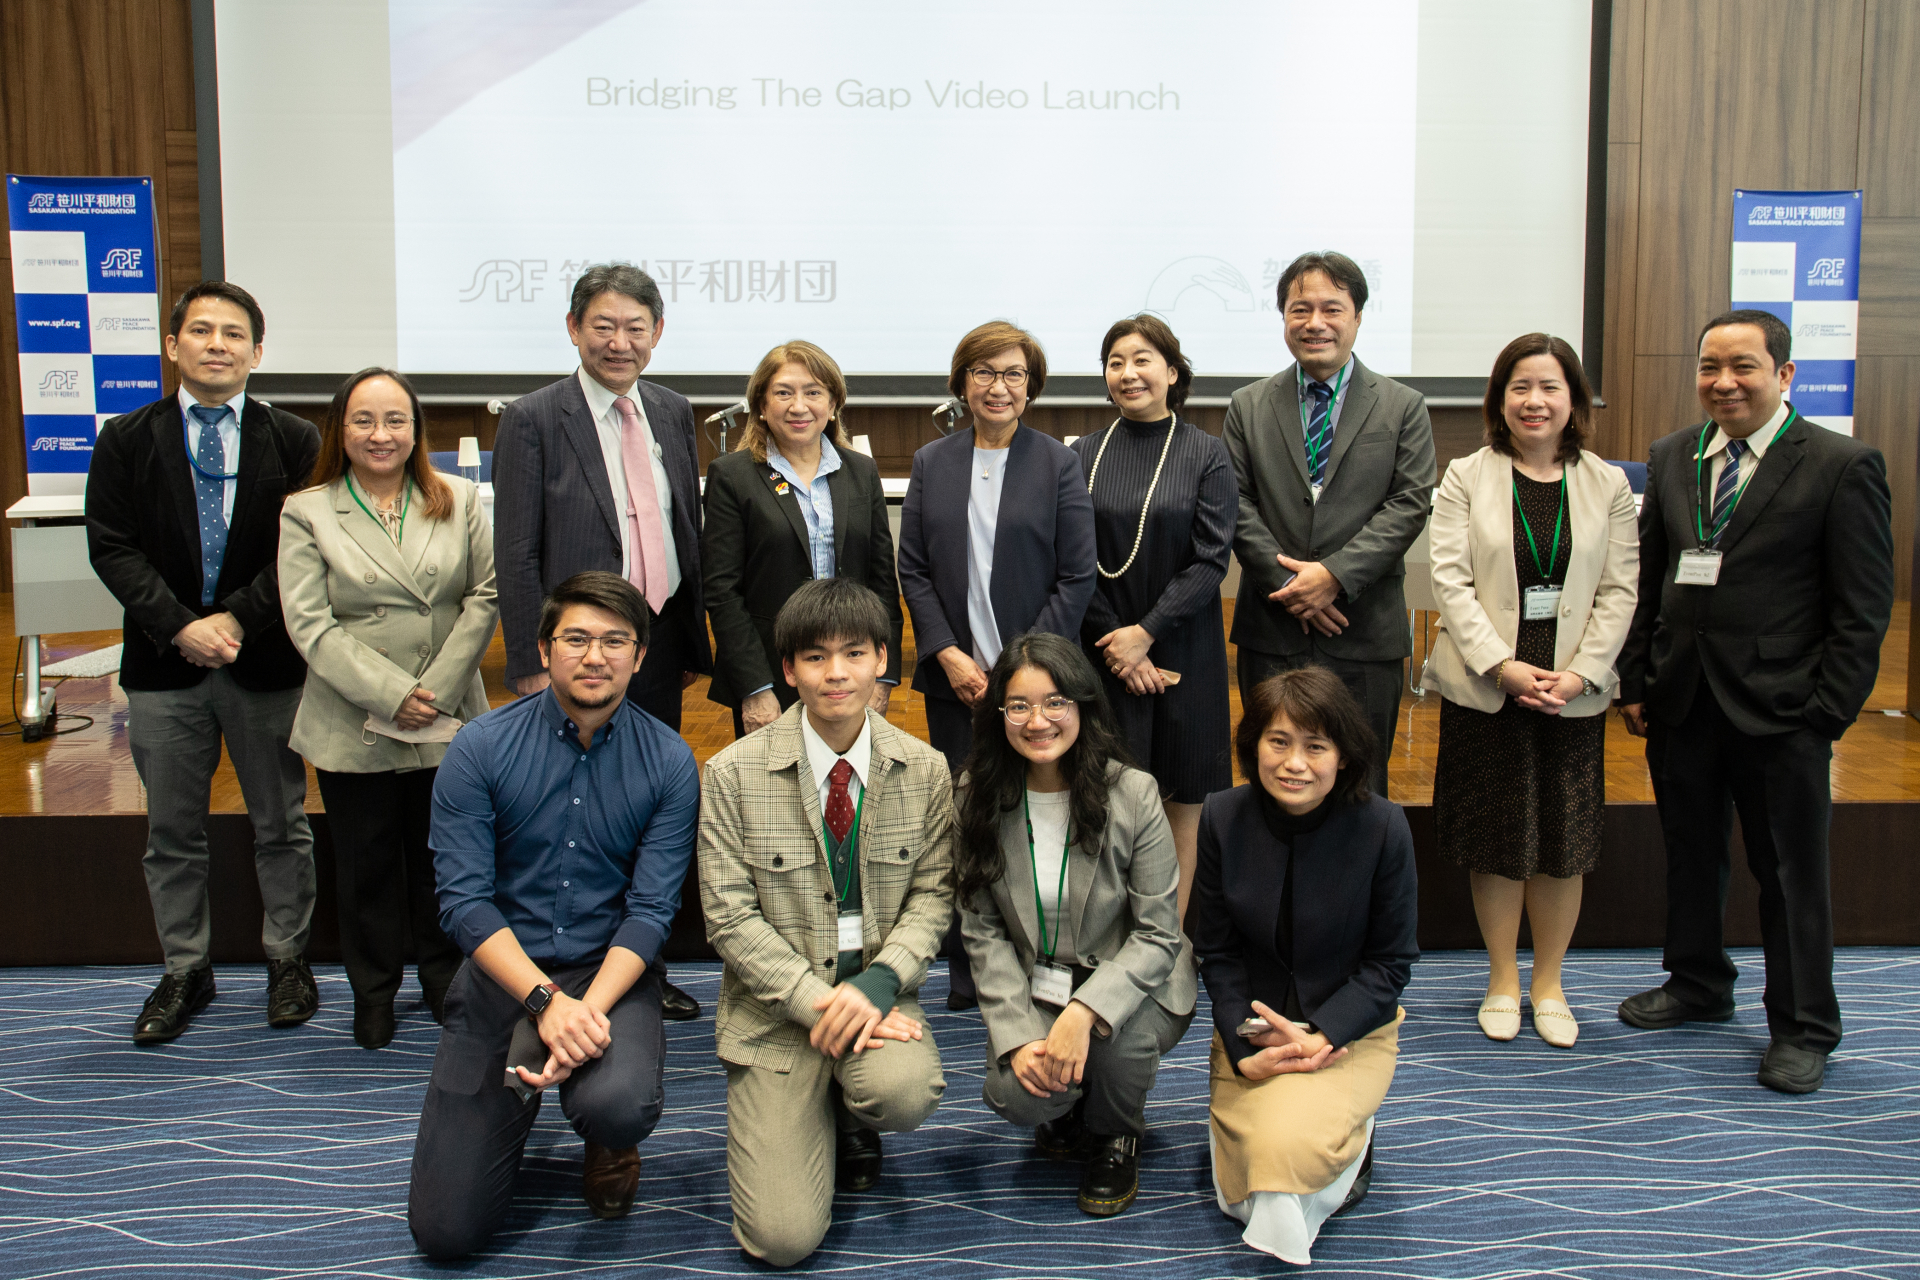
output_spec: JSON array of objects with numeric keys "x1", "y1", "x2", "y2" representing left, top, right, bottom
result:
[{"x1": 581, "y1": 1141, "x2": 640, "y2": 1219}]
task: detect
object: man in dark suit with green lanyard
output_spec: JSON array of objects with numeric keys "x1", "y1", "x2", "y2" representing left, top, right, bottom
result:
[{"x1": 1616, "y1": 309, "x2": 1893, "y2": 1094}]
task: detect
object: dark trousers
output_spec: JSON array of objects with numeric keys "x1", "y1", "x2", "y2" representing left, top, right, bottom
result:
[
  {"x1": 314, "y1": 768, "x2": 462, "y2": 1009},
  {"x1": 408, "y1": 958, "x2": 667, "y2": 1258},
  {"x1": 922, "y1": 694, "x2": 978, "y2": 999},
  {"x1": 1646, "y1": 689, "x2": 1841, "y2": 1053},
  {"x1": 630, "y1": 587, "x2": 699, "y2": 732},
  {"x1": 1237, "y1": 646, "x2": 1401, "y2": 798}
]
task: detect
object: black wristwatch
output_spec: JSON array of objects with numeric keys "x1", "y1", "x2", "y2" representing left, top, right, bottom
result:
[{"x1": 524, "y1": 981, "x2": 560, "y2": 1017}]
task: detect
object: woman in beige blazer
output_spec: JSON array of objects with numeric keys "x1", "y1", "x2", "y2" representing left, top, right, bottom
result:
[
  {"x1": 278, "y1": 367, "x2": 497, "y2": 1049},
  {"x1": 955, "y1": 631, "x2": 1196, "y2": 1219},
  {"x1": 1424, "y1": 334, "x2": 1637, "y2": 1049}
]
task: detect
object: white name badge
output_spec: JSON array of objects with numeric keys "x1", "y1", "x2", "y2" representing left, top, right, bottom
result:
[
  {"x1": 1030, "y1": 960, "x2": 1074, "y2": 1008},
  {"x1": 837, "y1": 912, "x2": 864, "y2": 953},
  {"x1": 1675, "y1": 549, "x2": 1723, "y2": 586},
  {"x1": 1522, "y1": 585, "x2": 1563, "y2": 620}
]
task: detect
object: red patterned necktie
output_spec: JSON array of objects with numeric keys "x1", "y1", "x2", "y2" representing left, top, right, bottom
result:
[{"x1": 825, "y1": 759, "x2": 855, "y2": 845}]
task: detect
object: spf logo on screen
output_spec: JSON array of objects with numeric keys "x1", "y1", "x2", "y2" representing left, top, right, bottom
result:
[
  {"x1": 100, "y1": 247, "x2": 143, "y2": 276},
  {"x1": 1806, "y1": 257, "x2": 1846, "y2": 285},
  {"x1": 458, "y1": 260, "x2": 546, "y2": 303},
  {"x1": 38, "y1": 370, "x2": 83, "y2": 396}
]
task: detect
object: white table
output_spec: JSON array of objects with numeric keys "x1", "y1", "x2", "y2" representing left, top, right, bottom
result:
[{"x1": 6, "y1": 495, "x2": 120, "y2": 735}]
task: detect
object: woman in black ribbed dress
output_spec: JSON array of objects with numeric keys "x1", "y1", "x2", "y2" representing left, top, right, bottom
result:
[{"x1": 1070, "y1": 315, "x2": 1235, "y2": 915}]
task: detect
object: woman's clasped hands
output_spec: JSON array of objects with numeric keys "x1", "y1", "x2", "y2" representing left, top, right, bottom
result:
[{"x1": 1235, "y1": 999, "x2": 1349, "y2": 1080}]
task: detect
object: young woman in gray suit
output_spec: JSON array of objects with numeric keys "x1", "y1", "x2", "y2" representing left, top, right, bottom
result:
[
  {"x1": 701, "y1": 340, "x2": 902, "y2": 739},
  {"x1": 279, "y1": 368, "x2": 498, "y2": 1048},
  {"x1": 954, "y1": 632, "x2": 1195, "y2": 1218}
]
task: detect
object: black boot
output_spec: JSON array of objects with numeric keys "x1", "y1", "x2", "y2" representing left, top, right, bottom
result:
[
  {"x1": 1078, "y1": 1135, "x2": 1139, "y2": 1217},
  {"x1": 353, "y1": 1001, "x2": 396, "y2": 1049},
  {"x1": 1336, "y1": 1138, "x2": 1375, "y2": 1214},
  {"x1": 265, "y1": 955, "x2": 319, "y2": 1028},
  {"x1": 133, "y1": 967, "x2": 216, "y2": 1045}
]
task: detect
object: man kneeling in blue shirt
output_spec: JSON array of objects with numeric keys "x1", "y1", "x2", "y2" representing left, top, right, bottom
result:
[{"x1": 408, "y1": 571, "x2": 699, "y2": 1257}]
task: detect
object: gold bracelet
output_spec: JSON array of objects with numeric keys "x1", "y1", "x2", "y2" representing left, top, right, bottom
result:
[{"x1": 1494, "y1": 659, "x2": 1509, "y2": 686}]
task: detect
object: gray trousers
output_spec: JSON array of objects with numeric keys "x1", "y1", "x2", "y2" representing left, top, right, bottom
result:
[
  {"x1": 983, "y1": 996, "x2": 1194, "y2": 1141},
  {"x1": 727, "y1": 997, "x2": 945, "y2": 1267},
  {"x1": 126, "y1": 669, "x2": 314, "y2": 973},
  {"x1": 1237, "y1": 646, "x2": 1402, "y2": 798}
]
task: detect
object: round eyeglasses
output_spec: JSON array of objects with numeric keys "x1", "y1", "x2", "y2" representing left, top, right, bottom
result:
[{"x1": 1001, "y1": 695, "x2": 1075, "y2": 725}]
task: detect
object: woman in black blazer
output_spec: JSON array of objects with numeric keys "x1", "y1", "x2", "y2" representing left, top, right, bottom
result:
[
  {"x1": 702, "y1": 341, "x2": 903, "y2": 737},
  {"x1": 897, "y1": 320, "x2": 1097, "y2": 771},
  {"x1": 1185, "y1": 666, "x2": 1419, "y2": 1266}
]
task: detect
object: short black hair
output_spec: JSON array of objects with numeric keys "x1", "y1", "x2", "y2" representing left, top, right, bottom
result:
[
  {"x1": 169, "y1": 281, "x2": 265, "y2": 343},
  {"x1": 1275, "y1": 251, "x2": 1369, "y2": 315},
  {"x1": 570, "y1": 263, "x2": 666, "y2": 326},
  {"x1": 1235, "y1": 666, "x2": 1376, "y2": 806},
  {"x1": 538, "y1": 571, "x2": 649, "y2": 647},
  {"x1": 773, "y1": 578, "x2": 890, "y2": 662},
  {"x1": 1100, "y1": 314, "x2": 1195, "y2": 413},
  {"x1": 1698, "y1": 308, "x2": 1792, "y2": 371}
]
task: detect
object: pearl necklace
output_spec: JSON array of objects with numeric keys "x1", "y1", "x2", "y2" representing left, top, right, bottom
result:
[{"x1": 1086, "y1": 414, "x2": 1177, "y2": 579}]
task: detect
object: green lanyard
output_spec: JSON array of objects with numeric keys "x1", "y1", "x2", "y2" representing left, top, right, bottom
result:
[
  {"x1": 1024, "y1": 791, "x2": 1071, "y2": 961},
  {"x1": 346, "y1": 472, "x2": 411, "y2": 544},
  {"x1": 1511, "y1": 471, "x2": 1568, "y2": 583},
  {"x1": 824, "y1": 786, "x2": 865, "y2": 908},
  {"x1": 1692, "y1": 408, "x2": 1797, "y2": 546},
  {"x1": 1301, "y1": 361, "x2": 1349, "y2": 479}
]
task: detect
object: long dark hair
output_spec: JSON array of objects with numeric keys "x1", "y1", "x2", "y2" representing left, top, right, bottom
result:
[
  {"x1": 1482, "y1": 333, "x2": 1592, "y2": 466},
  {"x1": 954, "y1": 633, "x2": 1133, "y2": 905},
  {"x1": 307, "y1": 366, "x2": 454, "y2": 521}
]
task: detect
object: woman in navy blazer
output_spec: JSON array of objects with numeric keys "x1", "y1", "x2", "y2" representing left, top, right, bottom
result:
[
  {"x1": 897, "y1": 321, "x2": 1096, "y2": 772},
  {"x1": 1185, "y1": 666, "x2": 1418, "y2": 1265}
]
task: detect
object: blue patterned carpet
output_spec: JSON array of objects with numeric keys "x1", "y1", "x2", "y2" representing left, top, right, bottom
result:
[{"x1": 2, "y1": 950, "x2": 1916, "y2": 1279}]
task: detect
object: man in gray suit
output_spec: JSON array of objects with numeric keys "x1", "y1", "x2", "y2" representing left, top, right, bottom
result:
[
  {"x1": 493, "y1": 262, "x2": 711, "y2": 1020},
  {"x1": 1224, "y1": 252, "x2": 1435, "y2": 795}
]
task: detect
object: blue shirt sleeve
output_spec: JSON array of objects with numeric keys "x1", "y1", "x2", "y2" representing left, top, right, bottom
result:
[
  {"x1": 610, "y1": 735, "x2": 701, "y2": 965},
  {"x1": 431, "y1": 725, "x2": 514, "y2": 955}
]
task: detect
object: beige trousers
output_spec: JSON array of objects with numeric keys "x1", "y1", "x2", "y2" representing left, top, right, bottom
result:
[
  {"x1": 1208, "y1": 1008, "x2": 1403, "y2": 1203},
  {"x1": 726, "y1": 997, "x2": 945, "y2": 1267}
]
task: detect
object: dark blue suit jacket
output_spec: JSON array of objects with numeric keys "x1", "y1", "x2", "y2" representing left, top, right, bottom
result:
[
  {"x1": 1186, "y1": 786, "x2": 1418, "y2": 1058},
  {"x1": 492, "y1": 372, "x2": 709, "y2": 684},
  {"x1": 896, "y1": 424, "x2": 1096, "y2": 703}
]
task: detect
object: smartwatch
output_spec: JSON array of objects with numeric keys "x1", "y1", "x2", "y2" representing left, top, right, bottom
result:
[{"x1": 524, "y1": 981, "x2": 561, "y2": 1017}]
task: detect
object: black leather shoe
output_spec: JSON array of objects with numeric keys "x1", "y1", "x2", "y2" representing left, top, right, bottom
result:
[
  {"x1": 1336, "y1": 1138, "x2": 1375, "y2": 1214},
  {"x1": 1617, "y1": 986, "x2": 1736, "y2": 1030},
  {"x1": 1757, "y1": 1040, "x2": 1826, "y2": 1094},
  {"x1": 661, "y1": 980, "x2": 701, "y2": 1021},
  {"x1": 266, "y1": 956, "x2": 319, "y2": 1028},
  {"x1": 133, "y1": 967, "x2": 216, "y2": 1045},
  {"x1": 422, "y1": 984, "x2": 449, "y2": 1025},
  {"x1": 946, "y1": 989, "x2": 978, "y2": 1012},
  {"x1": 353, "y1": 1001, "x2": 396, "y2": 1050},
  {"x1": 835, "y1": 1126, "x2": 883, "y2": 1192},
  {"x1": 1077, "y1": 1135, "x2": 1138, "y2": 1216},
  {"x1": 1035, "y1": 1110, "x2": 1088, "y2": 1161},
  {"x1": 582, "y1": 1141, "x2": 641, "y2": 1219}
]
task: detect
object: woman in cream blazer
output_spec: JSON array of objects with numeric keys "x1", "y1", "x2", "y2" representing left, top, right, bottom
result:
[
  {"x1": 1423, "y1": 334, "x2": 1637, "y2": 1049},
  {"x1": 278, "y1": 367, "x2": 497, "y2": 1049},
  {"x1": 955, "y1": 632, "x2": 1195, "y2": 1219}
]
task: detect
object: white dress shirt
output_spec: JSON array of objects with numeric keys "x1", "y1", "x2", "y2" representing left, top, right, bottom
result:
[
  {"x1": 1702, "y1": 399, "x2": 1791, "y2": 496},
  {"x1": 967, "y1": 445, "x2": 1009, "y2": 669},
  {"x1": 576, "y1": 368, "x2": 682, "y2": 599},
  {"x1": 801, "y1": 709, "x2": 872, "y2": 816},
  {"x1": 177, "y1": 387, "x2": 242, "y2": 522}
]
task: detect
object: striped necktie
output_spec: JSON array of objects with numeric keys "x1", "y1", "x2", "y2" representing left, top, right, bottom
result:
[
  {"x1": 1710, "y1": 438, "x2": 1746, "y2": 542},
  {"x1": 1306, "y1": 380, "x2": 1334, "y2": 487}
]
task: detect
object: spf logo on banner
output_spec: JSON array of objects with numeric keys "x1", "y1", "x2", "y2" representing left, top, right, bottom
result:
[
  {"x1": 1729, "y1": 188, "x2": 1862, "y2": 437},
  {"x1": 6, "y1": 174, "x2": 163, "y2": 496}
]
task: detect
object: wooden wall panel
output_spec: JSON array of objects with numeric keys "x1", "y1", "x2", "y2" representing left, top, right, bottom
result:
[
  {"x1": 1860, "y1": 0, "x2": 1920, "y2": 218},
  {"x1": 1855, "y1": 355, "x2": 1920, "y2": 592},
  {"x1": 1860, "y1": 218, "x2": 1920, "y2": 357}
]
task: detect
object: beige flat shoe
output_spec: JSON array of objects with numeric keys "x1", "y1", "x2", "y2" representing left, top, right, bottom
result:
[
  {"x1": 1477, "y1": 995, "x2": 1521, "y2": 1041},
  {"x1": 1532, "y1": 998, "x2": 1580, "y2": 1048}
]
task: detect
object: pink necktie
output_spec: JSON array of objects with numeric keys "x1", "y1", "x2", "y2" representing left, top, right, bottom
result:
[{"x1": 614, "y1": 395, "x2": 670, "y2": 614}]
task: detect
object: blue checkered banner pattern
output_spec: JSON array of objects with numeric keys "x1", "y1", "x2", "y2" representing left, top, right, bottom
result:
[
  {"x1": 6, "y1": 174, "x2": 163, "y2": 495},
  {"x1": 1729, "y1": 188, "x2": 1862, "y2": 436}
]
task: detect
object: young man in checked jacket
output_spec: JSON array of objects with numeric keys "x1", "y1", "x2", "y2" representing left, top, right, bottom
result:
[{"x1": 698, "y1": 578, "x2": 955, "y2": 1266}]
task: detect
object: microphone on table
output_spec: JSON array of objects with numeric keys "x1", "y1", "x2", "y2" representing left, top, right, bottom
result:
[{"x1": 931, "y1": 397, "x2": 966, "y2": 436}]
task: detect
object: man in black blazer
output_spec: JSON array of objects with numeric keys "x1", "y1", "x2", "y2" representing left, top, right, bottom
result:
[
  {"x1": 492, "y1": 262, "x2": 710, "y2": 1021},
  {"x1": 86, "y1": 282, "x2": 321, "y2": 1044},
  {"x1": 1617, "y1": 309, "x2": 1894, "y2": 1094},
  {"x1": 1224, "y1": 253, "x2": 1435, "y2": 796}
]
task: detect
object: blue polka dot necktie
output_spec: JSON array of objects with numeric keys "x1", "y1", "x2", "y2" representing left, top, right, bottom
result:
[
  {"x1": 187, "y1": 403, "x2": 231, "y2": 606},
  {"x1": 1306, "y1": 380, "x2": 1335, "y2": 488}
]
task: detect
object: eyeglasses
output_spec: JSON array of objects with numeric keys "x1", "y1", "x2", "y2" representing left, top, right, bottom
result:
[
  {"x1": 346, "y1": 413, "x2": 415, "y2": 432},
  {"x1": 1001, "y1": 695, "x2": 1075, "y2": 725},
  {"x1": 967, "y1": 367, "x2": 1029, "y2": 389},
  {"x1": 550, "y1": 632, "x2": 636, "y2": 656}
]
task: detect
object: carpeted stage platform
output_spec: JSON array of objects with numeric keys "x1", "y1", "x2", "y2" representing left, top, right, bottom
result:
[{"x1": 3, "y1": 951, "x2": 1916, "y2": 1280}]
